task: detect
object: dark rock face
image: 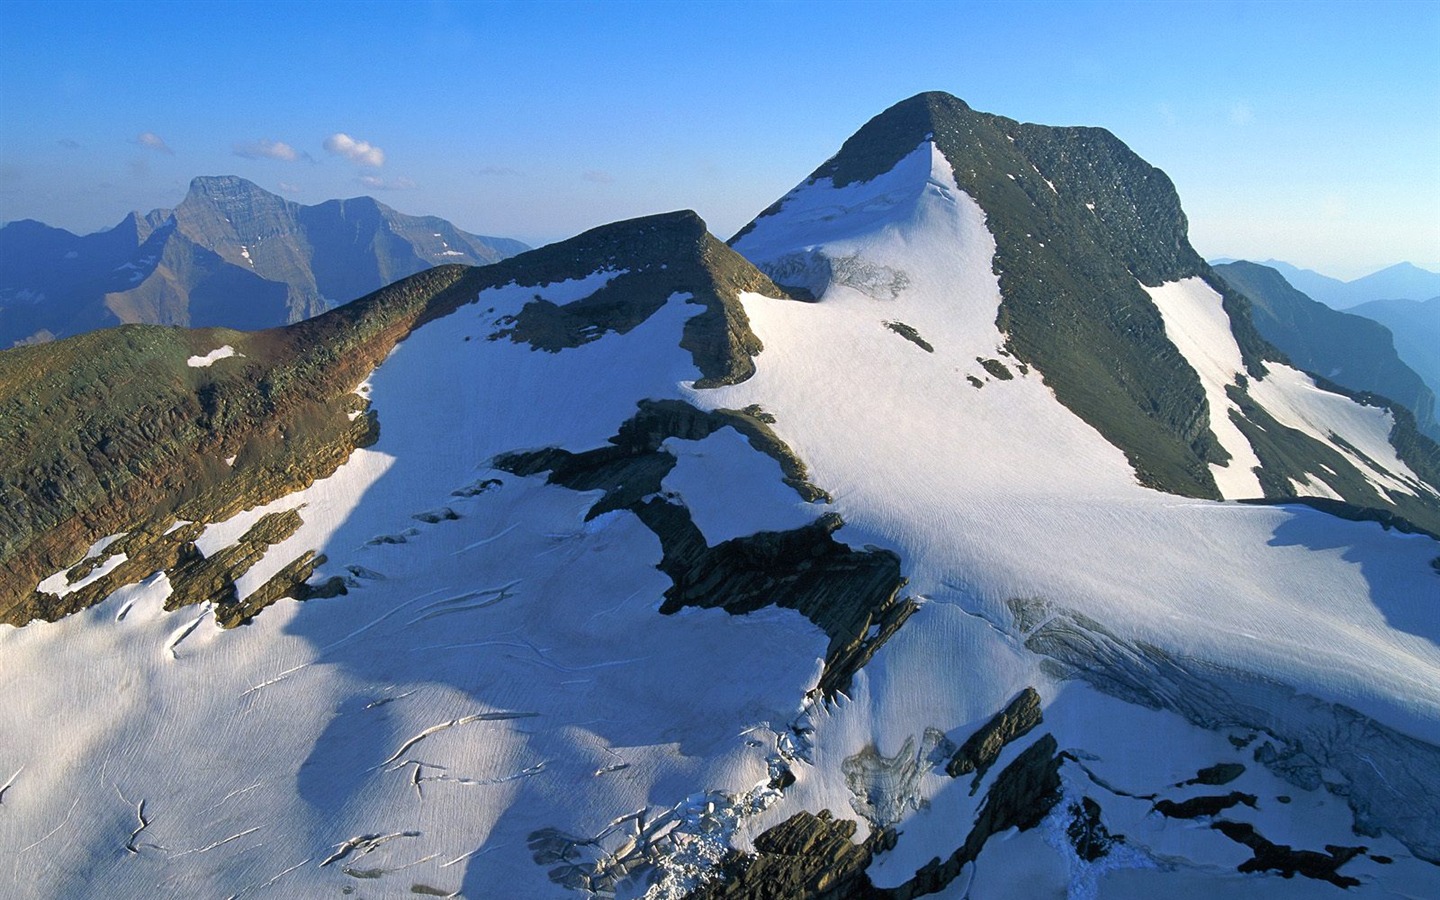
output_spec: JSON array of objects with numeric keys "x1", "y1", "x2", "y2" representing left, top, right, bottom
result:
[
  {"x1": 686, "y1": 810, "x2": 894, "y2": 900},
  {"x1": 165, "y1": 509, "x2": 305, "y2": 611},
  {"x1": 654, "y1": 511, "x2": 913, "y2": 699},
  {"x1": 1067, "y1": 796, "x2": 1122, "y2": 862},
  {"x1": 485, "y1": 210, "x2": 795, "y2": 387},
  {"x1": 493, "y1": 398, "x2": 908, "y2": 698},
  {"x1": 0, "y1": 176, "x2": 527, "y2": 347},
  {"x1": 1227, "y1": 378, "x2": 1440, "y2": 538},
  {"x1": 493, "y1": 398, "x2": 827, "y2": 514},
  {"x1": 1154, "y1": 792, "x2": 1257, "y2": 819},
  {"x1": 883, "y1": 321, "x2": 933, "y2": 353},
  {"x1": 945, "y1": 686, "x2": 1043, "y2": 790},
  {"x1": 893, "y1": 733, "x2": 1065, "y2": 899},
  {"x1": 685, "y1": 734, "x2": 1066, "y2": 900},
  {"x1": 1181, "y1": 762, "x2": 1246, "y2": 787},
  {"x1": 1212, "y1": 820, "x2": 1366, "y2": 888}
]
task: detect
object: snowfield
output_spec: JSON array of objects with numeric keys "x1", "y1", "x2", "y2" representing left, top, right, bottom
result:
[
  {"x1": 2, "y1": 138, "x2": 1438, "y2": 898},
  {"x1": 186, "y1": 344, "x2": 240, "y2": 367}
]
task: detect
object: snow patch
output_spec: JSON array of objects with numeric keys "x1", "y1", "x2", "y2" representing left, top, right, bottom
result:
[
  {"x1": 1142, "y1": 278, "x2": 1263, "y2": 498},
  {"x1": 186, "y1": 345, "x2": 241, "y2": 368},
  {"x1": 1250, "y1": 363, "x2": 1429, "y2": 499}
]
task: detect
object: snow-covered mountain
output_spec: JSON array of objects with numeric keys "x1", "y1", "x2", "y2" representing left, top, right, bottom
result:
[
  {"x1": 2, "y1": 92, "x2": 1438, "y2": 899},
  {"x1": 0, "y1": 176, "x2": 527, "y2": 347}
]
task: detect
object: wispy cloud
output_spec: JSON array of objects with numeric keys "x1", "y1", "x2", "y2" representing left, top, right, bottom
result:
[
  {"x1": 474, "y1": 165, "x2": 520, "y2": 177},
  {"x1": 324, "y1": 133, "x2": 384, "y2": 167},
  {"x1": 276, "y1": 181, "x2": 302, "y2": 194},
  {"x1": 581, "y1": 169, "x2": 613, "y2": 184},
  {"x1": 135, "y1": 132, "x2": 173, "y2": 154},
  {"x1": 234, "y1": 139, "x2": 305, "y2": 161},
  {"x1": 1229, "y1": 101, "x2": 1255, "y2": 126},
  {"x1": 357, "y1": 174, "x2": 416, "y2": 191}
]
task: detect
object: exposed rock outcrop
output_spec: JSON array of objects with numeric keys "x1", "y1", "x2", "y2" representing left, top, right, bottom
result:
[
  {"x1": 945, "y1": 686, "x2": 1043, "y2": 790},
  {"x1": 1212, "y1": 820, "x2": 1366, "y2": 888},
  {"x1": 494, "y1": 399, "x2": 907, "y2": 698}
]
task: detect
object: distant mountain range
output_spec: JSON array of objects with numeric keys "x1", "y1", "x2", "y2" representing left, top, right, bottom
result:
[
  {"x1": 1209, "y1": 258, "x2": 1440, "y2": 309},
  {"x1": 1212, "y1": 258, "x2": 1440, "y2": 438},
  {"x1": 1213, "y1": 260, "x2": 1439, "y2": 440},
  {"x1": 0, "y1": 176, "x2": 527, "y2": 347},
  {"x1": 1350, "y1": 296, "x2": 1440, "y2": 410}
]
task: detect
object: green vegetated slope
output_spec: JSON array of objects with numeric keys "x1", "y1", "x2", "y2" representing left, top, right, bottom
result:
[
  {"x1": 1214, "y1": 260, "x2": 1437, "y2": 439},
  {"x1": 0, "y1": 210, "x2": 792, "y2": 623},
  {"x1": 0, "y1": 264, "x2": 478, "y2": 624}
]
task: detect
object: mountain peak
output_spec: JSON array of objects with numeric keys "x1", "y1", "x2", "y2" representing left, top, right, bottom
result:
[
  {"x1": 739, "y1": 94, "x2": 1246, "y2": 499},
  {"x1": 181, "y1": 174, "x2": 281, "y2": 207},
  {"x1": 808, "y1": 91, "x2": 978, "y2": 189},
  {"x1": 1378, "y1": 261, "x2": 1434, "y2": 276}
]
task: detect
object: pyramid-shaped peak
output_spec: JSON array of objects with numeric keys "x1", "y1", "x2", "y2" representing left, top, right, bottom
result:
[
  {"x1": 175, "y1": 175, "x2": 294, "y2": 236},
  {"x1": 809, "y1": 92, "x2": 981, "y2": 188},
  {"x1": 184, "y1": 174, "x2": 276, "y2": 201}
]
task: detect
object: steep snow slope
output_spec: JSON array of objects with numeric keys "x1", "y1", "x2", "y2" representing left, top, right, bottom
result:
[
  {"x1": 712, "y1": 138, "x2": 1440, "y2": 893},
  {"x1": 1144, "y1": 277, "x2": 1430, "y2": 501},
  {"x1": 721, "y1": 141, "x2": 1440, "y2": 732},
  {"x1": 0, "y1": 268, "x2": 832, "y2": 898}
]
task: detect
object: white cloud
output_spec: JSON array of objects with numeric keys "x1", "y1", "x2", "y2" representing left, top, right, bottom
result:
[
  {"x1": 324, "y1": 133, "x2": 384, "y2": 167},
  {"x1": 357, "y1": 174, "x2": 416, "y2": 191},
  {"x1": 234, "y1": 139, "x2": 302, "y2": 161},
  {"x1": 135, "y1": 132, "x2": 173, "y2": 154},
  {"x1": 581, "y1": 169, "x2": 613, "y2": 184},
  {"x1": 277, "y1": 181, "x2": 302, "y2": 194},
  {"x1": 1229, "y1": 102, "x2": 1255, "y2": 126}
]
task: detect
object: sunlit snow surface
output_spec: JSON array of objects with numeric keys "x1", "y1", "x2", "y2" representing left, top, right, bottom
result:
[
  {"x1": 186, "y1": 344, "x2": 240, "y2": 367},
  {"x1": 714, "y1": 142, "x2": 1440, "y2": 891},
  {"x1": 1144, "y1": 277, "x2": 1429, "y2": 500},
  {"x1": 1, "y1": 276, "x2": 829, "y2": 898},
  {"x1": 720, "y1": 142, "x2": 1440, "y2": 737},
  {"x1": 3, "y1": 141, "x2": 1439, "y2": 898}
]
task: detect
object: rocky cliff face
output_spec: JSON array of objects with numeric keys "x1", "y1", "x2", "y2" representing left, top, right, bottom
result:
[{"x1": 0, "y1": 263, "x2": 480, "y2": 624}]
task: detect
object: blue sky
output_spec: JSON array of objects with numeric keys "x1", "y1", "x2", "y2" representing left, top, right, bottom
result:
[{"x1": 1, "y1": 0, "x2": 1436, "y2": 278}]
